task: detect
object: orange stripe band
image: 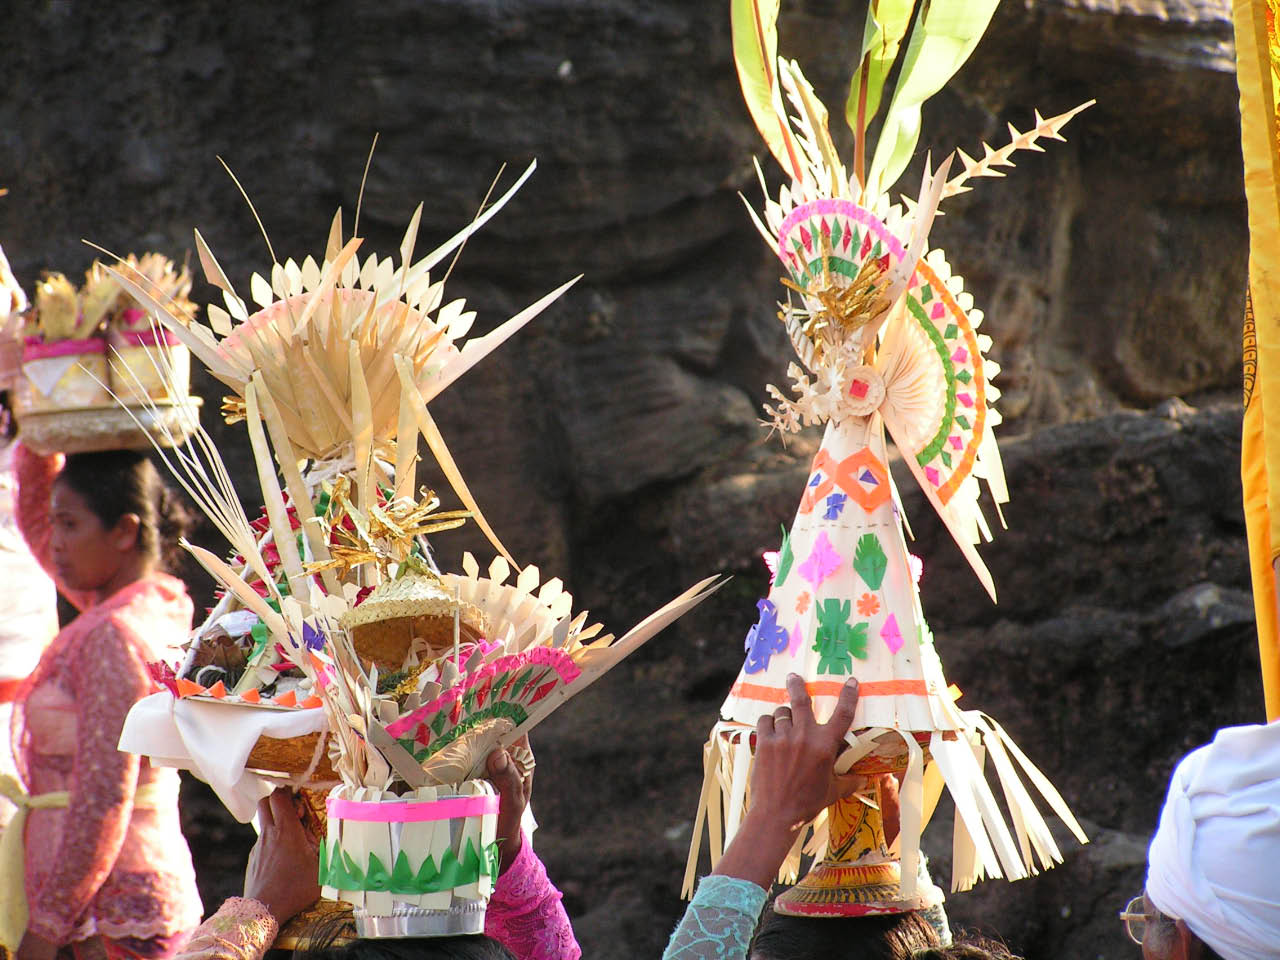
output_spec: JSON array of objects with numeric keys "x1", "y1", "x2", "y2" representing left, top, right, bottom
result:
[
  {"x1": 729, "y1": 679, "x2": 929, "y2": 703},
  {"x1": 0, "y1": 678, "x2": 23, "y2": 703}
]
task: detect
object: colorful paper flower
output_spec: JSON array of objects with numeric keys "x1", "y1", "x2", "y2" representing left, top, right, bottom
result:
[
  {"x1": 795, "y1": 591, "x2": 811, "y2": 615},
  {"x1": 788, "y1": 622, "x2": 804, "y2": 657},
  {"x1": 856, "y1": 592, "x2": 880, "y2": 617},
  {"x1": 301, "y1": 621, "x2": 326, "y2": 651},
  {"x1": 146, "y1": 660, "x2": 180, "y2": 697}
]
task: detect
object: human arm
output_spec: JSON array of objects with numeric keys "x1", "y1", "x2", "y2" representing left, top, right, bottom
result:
[
  {"x1": 243, "y1": 788, "x2": 320, "y2": 924},
  {"x1": 662, "y1": 674, "x2": 861, "y2": 960},
  {"x1": 25, "y1": 618, "x2": 149, "y2": 942},
  {"x1": 168, "y1": 789, "x2": 318, "y2": 960},
  {"x1": 13, "y1": 443, "x2": 92, "y2": 611},
  {"x1": 170, "y1": 900, "x2": 278, "y2": 960},
  {"x1": 482, "y1": 742, "x2": 580, "y2": 960}
]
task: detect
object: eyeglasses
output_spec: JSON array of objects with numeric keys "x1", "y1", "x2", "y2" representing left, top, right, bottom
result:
[
  {"x1": 1120, "y1": 894, "x2": 1179, "y2": 946},
  {"x1": 1119, "y1": 895, "x2": 1149, "y2": 945}
]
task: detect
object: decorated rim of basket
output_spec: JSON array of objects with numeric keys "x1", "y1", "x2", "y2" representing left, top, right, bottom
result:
[{"x1": 15, "y1": 396, "x2": 203, "y2": 455}]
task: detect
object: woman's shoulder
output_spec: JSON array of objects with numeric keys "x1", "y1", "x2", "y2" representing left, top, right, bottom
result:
[{"x1": 92, "y1": 573, "x2": 194, "y2": 654}]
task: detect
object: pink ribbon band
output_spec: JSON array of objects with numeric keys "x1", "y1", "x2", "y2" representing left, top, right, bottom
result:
[
  {"x1": 326, "y1": 794, "x2": 498, "y2": 823},
  {"x1": 23, "y1": 336, "x2": 106, "y2": 360}
]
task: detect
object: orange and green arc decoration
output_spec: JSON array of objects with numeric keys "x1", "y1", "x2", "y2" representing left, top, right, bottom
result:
[
  {"x1": 780, "y1": 200, "x2": 989, "y2": 506},
  {"x1": 1233, "y1": 0, "x2": 1280, "y2": 719}
]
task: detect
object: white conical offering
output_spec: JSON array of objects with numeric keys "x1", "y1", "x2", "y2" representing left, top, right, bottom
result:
[
  {"x1": 687, "y1": 2, "x2": 1094, "y2": 902},
  {"x1": 721, "y1": 413, "x2": 957, "y2": 737}
]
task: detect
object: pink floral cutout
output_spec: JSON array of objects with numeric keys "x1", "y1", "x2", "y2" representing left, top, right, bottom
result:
[{"x1": 798, "y1": 531, "x2": 842, "y2": 591}]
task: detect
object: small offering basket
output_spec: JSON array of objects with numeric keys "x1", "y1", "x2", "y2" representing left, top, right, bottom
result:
[{"x1": 320, "y1": 780, "x2": 500, "y2": 937}]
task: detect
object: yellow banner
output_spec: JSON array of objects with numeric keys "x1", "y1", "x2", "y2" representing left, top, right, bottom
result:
[{"x1": 1234, "y1": 0, "x2": 1280, "y2": 719}]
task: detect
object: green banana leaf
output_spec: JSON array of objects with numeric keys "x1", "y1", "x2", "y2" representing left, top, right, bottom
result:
[
  {"x1": 845, "y1": 0, "x2": 918, "y2": 142},
  {"x1": 865, "y1": 0, "x2": 1000, "y2": 198},
  {"x1": 731, "y1": 0, "x2": 802, "y2": 179}
]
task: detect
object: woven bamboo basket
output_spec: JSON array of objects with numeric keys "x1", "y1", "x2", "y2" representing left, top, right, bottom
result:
[{"x1": 340, "y1": 575, "x2": 488, "y2": 672}]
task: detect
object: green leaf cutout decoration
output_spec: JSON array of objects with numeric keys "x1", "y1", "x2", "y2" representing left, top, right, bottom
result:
[
  {"x1": 774, "y1": 526, "x2": 795, "y2": 588},
  {"x1": 320, "y1": 837, "x2": 501, "y2": 895},
  {"x1": 853, "y1": 533, "x2": 888, "y2": 590},
  {"x1": 409, "y1": 701, "x2": 530, "y2": 763},
  {"x1": 365, "y1": 852, "x2": 393, "y2": 891},
  {"x1": 391, "y1": 849, "x2": 417, "y2": 891},
  {"x1": 813, "y1": 599, "x2": 868, "y2": 674}
]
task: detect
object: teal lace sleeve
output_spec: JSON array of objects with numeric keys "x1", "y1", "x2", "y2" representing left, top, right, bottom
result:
[{"x1": 662, "y1": 875, "x2": 768, "y2": 960}]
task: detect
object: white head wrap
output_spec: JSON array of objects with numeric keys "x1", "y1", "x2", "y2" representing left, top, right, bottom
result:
[{"x1": 1146, "y1": 722, "x2": 1280, "y2": 960}]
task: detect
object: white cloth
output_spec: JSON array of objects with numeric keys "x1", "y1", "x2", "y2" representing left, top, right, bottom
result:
[
  {"x1": 119, "y1": 692, "x2": 328, "y2": 822},
  {"x1": 1146, "y1": 722, "x2": 1280, "y2": 960},
  {"x1": 0, "y1": 442, "x2": 57, "y2": 828},
  {"x1": 0, "y1": 443, "x2": 57, "y2": 679}
]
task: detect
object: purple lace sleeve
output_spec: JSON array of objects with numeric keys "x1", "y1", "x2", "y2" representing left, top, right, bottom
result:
[{"x1": 483, "y1": 834, "x2": 580, "y2": 960}]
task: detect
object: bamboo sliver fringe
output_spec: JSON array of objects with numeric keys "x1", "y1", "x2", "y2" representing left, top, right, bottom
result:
[{"x1": 682, "y1": 716, "x2": 1088, "y2": 898}]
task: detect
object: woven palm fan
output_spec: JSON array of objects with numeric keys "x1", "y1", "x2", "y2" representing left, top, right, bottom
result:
[
  {"x1": 103, "y1": 162, "x2": 573, "y2": 494},
  {"x1": 685, "y1": 0, "x2": 1093, "y2": 912},
  {"x1": 372, "y1": 554, "x2": 724, "y2": 786}
]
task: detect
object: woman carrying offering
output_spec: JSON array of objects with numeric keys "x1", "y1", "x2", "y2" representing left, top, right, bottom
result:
[{"x1": 6, "y1": 444, "x2": 202, "y2": 960}]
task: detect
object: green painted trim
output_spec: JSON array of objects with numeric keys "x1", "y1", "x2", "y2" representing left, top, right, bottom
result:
[{"x1": 905, "y1": 295, "x2": 956, "y2": 465}]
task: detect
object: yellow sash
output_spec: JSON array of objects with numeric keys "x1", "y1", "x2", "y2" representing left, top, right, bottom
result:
[{"x1": 0, "y1": 774, "x2": 167, "y2": 951}]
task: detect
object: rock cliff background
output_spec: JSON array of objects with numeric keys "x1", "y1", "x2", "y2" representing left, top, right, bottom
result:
[{"x1": 0, "y1": 0, "x2": 1261, "y2": 957}]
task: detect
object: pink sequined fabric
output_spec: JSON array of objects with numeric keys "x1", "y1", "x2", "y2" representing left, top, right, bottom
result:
[
  {"x1": 13, "y1": 444, "x2": 203, "y2": 944},
  {"x1": 485, "y1": 835, "x2": 581, "y2": 960}
]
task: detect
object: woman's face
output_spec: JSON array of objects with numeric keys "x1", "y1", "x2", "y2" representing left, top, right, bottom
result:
[{"x1": 49, "y1": 480, "x2": 136, "y2": 592}]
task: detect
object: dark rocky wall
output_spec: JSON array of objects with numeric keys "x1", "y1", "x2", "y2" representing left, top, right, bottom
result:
[{"x1": 2, "y1": 0, "x2": 1262, "y2": 957}]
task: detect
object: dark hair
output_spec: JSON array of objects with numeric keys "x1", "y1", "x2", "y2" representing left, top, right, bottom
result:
[
  {"x1": 750, "y1": 905, "x2": 940, "y2": 960},
  {"x1": 912, "y1": 935, "x2": 1022, "y2": 959},
  {"x1": 56, "y1": 449, "x2": 191, "y2": 571},
  {"x1": 290, "y1": 913, "x2": 515, "y2": 960}
]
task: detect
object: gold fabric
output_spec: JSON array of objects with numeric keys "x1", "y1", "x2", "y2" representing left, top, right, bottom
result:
[{"x1": 1234, "y1": 0, "x2": 1280, "y2": 719}]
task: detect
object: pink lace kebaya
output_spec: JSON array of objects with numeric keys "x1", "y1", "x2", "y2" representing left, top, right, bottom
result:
[{"x1": 13, "y1": 444, "x2": 202, "y2": 951}]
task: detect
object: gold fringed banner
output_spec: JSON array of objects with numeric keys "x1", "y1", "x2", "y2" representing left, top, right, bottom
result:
[
  {"x1": 1243, "y1": 294, "x2": 1280, "y2": 718},
  {"x1": 1232, "y1": 0, "x2": 1280, "y2": 719}
]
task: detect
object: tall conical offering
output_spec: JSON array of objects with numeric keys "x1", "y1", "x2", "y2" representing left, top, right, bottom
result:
[{"x1": 684, "y1": 1, "x2": 1093, "y2": 913}]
